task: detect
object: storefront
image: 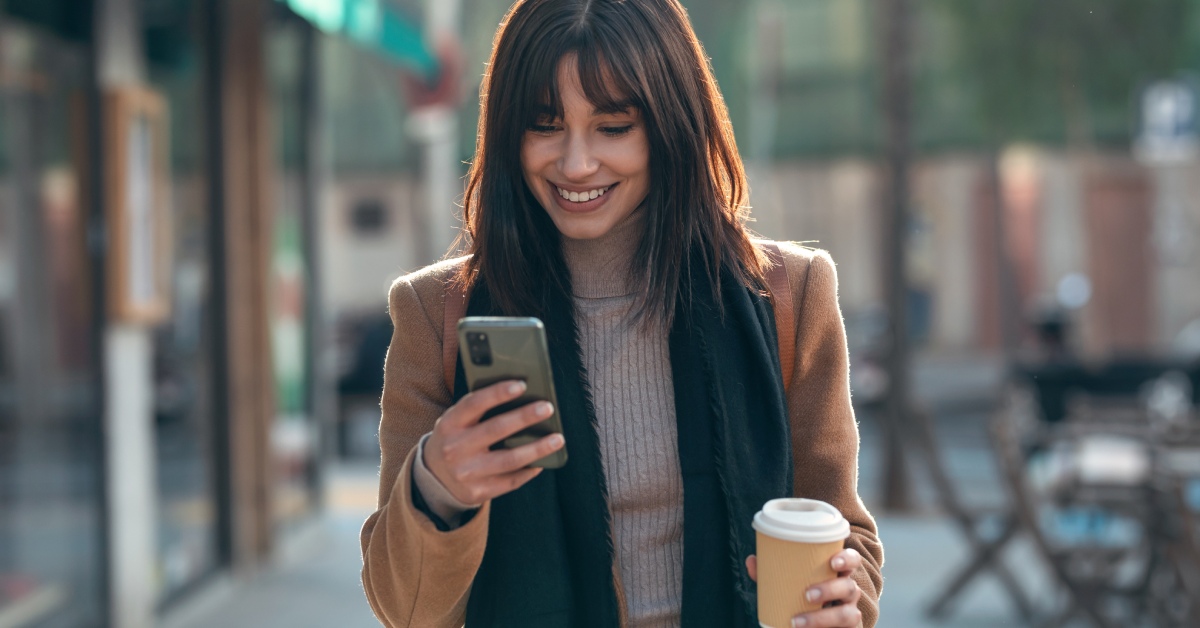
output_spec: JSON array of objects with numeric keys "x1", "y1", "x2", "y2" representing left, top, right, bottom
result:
[
  {"x1": 0, "y1": 4, "x2": 107, "y2": 626},
  {"x1": 0, "y1": 0, "x2": 325, "y2": 626}
]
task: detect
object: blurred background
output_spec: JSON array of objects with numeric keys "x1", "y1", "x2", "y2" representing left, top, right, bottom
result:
[{"x1": 2, "y1": 0, "x2": 1200, "y2": 626}]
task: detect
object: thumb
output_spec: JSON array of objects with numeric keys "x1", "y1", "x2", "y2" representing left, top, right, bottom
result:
[{"x1": 745, "y1": 555, "x2": 757, "y2": 582}]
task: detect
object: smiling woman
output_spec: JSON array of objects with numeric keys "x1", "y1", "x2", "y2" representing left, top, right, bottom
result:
[
  {"x1": 359, "y1": 1, "x2": 884, "y2": 627},
  {"x1": 520, "y1": 57, "x2": 651, "y2": 241}
]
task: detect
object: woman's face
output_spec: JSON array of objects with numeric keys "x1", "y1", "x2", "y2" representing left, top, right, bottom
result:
[{"x1": 521, "y1": 58, "x2": 651, "y2": 240}]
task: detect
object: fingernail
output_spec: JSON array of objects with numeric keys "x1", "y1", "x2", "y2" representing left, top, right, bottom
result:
[
  {"x1": 548, "y1": 434, "x2": 564, "y2": 447},
  {"x1": 508, "y1": 381, "x2": 526, "y2": 395},
  {"x1": 831, "y1": 557, "x2": 845, "y2": 570},
  {"x1": 805, "y1": 588, "x2": 820, "y2": 602},
  {"x1": 792, "y1": 618, "x2": 808, "y2": 627},
  {"x1": 537, "y1": 401, "x2": 554, "y2": 417}
]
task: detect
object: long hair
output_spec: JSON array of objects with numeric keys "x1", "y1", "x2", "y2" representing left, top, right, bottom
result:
[{"x1": 457, "y1": 0, "x2": 768, "y2": 324}]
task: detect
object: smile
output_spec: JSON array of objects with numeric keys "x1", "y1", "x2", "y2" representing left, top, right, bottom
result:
[{"x1": 555, "y1": 184, "x2": 613, "y2": 203}]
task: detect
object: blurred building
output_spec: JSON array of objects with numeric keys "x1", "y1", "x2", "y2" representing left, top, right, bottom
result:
[
  {"x1": 695, "y1": 0, "x2": 1200, "y2": 361},
  {"x1": 0, "y1": 0, "x2": 335, "y2": 626}
]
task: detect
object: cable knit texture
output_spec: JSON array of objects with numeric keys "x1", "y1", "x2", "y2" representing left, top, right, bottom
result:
[
  {"x1": 361, "y1": 215, "x2": 884, "y2": 628},
  {"x1": 564, "y1": 213, "x2": 685, "y2": 626}
]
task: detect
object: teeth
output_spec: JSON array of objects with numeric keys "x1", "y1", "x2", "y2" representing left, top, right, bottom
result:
[{"x1": 557, "y1": 185, "x2": 612, "y2": 203}]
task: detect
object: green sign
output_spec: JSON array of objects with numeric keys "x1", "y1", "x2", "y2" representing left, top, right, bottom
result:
[{"x1": 280, "y1": 0, "x2": 438, "y2": 79}]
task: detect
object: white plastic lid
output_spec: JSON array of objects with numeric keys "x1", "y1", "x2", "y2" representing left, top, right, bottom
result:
[{"x1": 752, "y1": 498, "x2": 850, "y2": 544}]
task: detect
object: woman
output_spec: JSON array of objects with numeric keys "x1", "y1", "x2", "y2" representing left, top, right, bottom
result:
[{"x1": 360, "y1": 0, "x2": 883, "y2": 626}]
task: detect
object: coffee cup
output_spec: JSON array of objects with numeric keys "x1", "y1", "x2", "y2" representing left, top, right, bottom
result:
[{"x1": 752, "y1": 498, "x2": 850, "y2": 628}]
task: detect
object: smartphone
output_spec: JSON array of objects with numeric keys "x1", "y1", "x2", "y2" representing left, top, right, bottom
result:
[{"x1": 457, "y1": 316, "x2": 567, "y2": 469}]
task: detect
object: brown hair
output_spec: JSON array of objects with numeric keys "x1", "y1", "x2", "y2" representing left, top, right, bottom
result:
[{"x1": 457, "y1": 0, "x2": 767, "y2": 324}]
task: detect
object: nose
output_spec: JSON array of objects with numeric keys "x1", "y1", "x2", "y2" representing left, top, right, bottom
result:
[{"x1": 558, "y1": 131, "x2": 599, "y2": 181}]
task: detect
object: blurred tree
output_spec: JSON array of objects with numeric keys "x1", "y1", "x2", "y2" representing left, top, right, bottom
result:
[
  {"x1": 677, "y1": 0, "x2": 753, "y2": 146},
  {"x1": 932, "y1": 0, "x2": 1195, "y2": 148},
  {"x1": 925, "y1": 1, "x2": 1197, "y2": 359}
]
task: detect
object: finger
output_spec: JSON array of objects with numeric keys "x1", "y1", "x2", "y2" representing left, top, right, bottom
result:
[
  {"x1": 830, "y1": 548, "x2": 862, "y2": 575},
  {"x1": 431, "y1": 411, "x2": 560, "y2": 483},
  {"x1": 464, "y1": 400, "x2": 554, "y2": 451},
  {"x1": 803, "y1": 577, "x2": 860, "y2": 608},
  {"x1": 844, "y1": 582, "x2": 862, "y2": 608},
  {"x1": 470, "y1": 432, "x2": 566, "y2": 477},
  {"x1": 792, "y1": 603, "x2": 862, "y2": 628},
  {"x1": 821, "y1": 580, "x2": 862, "y2": 610},
  {"x1": 445, "y1": 380, "x2": 526, "y2": 428},
  {"x1": 745, "y1": 555, "x2": 757, "y2": 582}
]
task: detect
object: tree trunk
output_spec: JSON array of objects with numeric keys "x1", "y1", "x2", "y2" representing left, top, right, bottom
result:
[{"x1": 879, "y1": 0, "x2": 914, "y2": 512}]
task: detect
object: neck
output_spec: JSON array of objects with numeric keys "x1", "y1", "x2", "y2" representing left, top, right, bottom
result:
[{"x1": 561, "y1": 210, "x2": 645, "y2": 298}]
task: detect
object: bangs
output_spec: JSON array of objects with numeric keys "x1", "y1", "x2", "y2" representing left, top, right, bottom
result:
[
  {"x1": 466, "y1": 0, "x2": 759, "y2": 326},
  {"x1": 521, "y1": 41, "x2": 644, "y2": 124}
]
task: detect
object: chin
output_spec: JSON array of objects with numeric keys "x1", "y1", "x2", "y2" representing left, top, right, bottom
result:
[{"x1": 549, "y1": 214, "x2": 616, "y2": 240}]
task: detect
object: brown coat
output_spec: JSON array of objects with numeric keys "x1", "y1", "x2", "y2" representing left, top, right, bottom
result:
[{"x1": 360, "y1": 243, "x2": 884, "y2": 627}]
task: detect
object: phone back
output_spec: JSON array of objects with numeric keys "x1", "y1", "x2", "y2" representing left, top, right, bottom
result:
[{"x1": 457, "y1": 317, "x2": 567, "y2": 468}]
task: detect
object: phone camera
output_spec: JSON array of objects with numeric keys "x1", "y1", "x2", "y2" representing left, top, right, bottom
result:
[{"x1": 466, "y1": 332, "x2": 493, "y2": 366}]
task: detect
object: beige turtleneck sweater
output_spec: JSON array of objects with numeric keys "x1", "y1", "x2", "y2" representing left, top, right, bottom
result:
[
  {"x1": 412, "y1": 211, "x2": 684, "y2": 625},
  {"x1": 360, "y1": 220, "x2": 884, "y2": 628}
]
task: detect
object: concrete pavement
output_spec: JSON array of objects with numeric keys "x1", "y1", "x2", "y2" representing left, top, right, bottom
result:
[{"x1": 162, "y1": 464, "x2": 380, "y2": 628}]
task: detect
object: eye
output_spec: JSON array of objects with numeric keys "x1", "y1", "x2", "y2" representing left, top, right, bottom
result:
[
  {"x1": 600, "y1": 125, "x2": 634, "y2": 137},
  {"x1": 528, "y1": 122, "x2": 561, "y2": 135}
]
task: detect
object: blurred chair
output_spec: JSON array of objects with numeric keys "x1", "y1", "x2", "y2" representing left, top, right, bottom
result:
[
  {"x1": 917, "y1": 400, "x2": 1036, "y2": 624},
  {"x1": 336, "y1": 315, "x2": 393, "y2": 459},
  {"x1": 990, "y1": 365, "x2": 1200, "y2": 628}
]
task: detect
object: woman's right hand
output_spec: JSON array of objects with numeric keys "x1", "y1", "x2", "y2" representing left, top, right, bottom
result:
[{"x1": 423, "y1": 380, "x2": 565, "y2": 505}]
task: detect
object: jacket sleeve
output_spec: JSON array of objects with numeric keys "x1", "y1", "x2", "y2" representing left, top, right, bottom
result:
[
  {"x1": 780, "y1": 245, "x2": 884, "y2": 628},
  {"x1": 360, "y1": 274, "x2": 490, "y2": 628}
]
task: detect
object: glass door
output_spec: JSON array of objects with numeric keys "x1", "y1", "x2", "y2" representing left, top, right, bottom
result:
[
  {"x1": 0, "y1": 16, "x2": 106, "y2": 628},
  {"x1": 144, "y1": 0, "x2": 221, "y2": 605}
]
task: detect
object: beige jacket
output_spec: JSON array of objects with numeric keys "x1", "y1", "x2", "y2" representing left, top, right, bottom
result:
[{"x1": 360, "y1": 243, "x2": 884, "y2": 627}]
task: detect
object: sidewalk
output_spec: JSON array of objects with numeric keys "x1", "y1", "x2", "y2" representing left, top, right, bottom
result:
[{"x1": 163, "y1": 464, "x2": 380, "y2": 628}]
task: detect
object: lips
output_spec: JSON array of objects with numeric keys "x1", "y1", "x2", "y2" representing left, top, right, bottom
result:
[{"x1": 550, "y1": 181, "x2": 618, "y2": 213}]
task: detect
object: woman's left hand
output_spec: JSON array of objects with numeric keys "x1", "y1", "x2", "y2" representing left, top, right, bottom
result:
[{"x1": 745, "y1": 548, "x2": 864, "y2": 628}]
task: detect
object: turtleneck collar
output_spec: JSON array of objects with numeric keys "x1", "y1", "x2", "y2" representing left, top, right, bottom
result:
[{"x1": 560, "y1": 209, "x2": 646, "y2": 299}]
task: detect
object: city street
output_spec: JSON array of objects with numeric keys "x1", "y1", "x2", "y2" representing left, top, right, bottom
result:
[{"x1": 4, "y1": 1, "x2": 1197, "y2": 626}]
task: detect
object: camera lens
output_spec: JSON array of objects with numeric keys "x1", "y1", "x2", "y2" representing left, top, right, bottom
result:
[{"x1": 468, "y1": 332, "x2": 492, "y2": 366}]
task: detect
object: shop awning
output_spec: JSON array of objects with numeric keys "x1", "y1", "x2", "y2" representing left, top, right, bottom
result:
[{"x1": 279, "y1": 0, "x2": 438, "y2": 79}]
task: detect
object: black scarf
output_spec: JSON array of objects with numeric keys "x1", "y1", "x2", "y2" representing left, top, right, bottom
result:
[{"x1": 454, "y1": 262, "x2": 793, "y2": 627}]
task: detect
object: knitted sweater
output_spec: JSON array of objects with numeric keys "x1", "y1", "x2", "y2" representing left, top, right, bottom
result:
[{"x1": 360, "y1": 220, "x2": 884, "y2": 627}]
